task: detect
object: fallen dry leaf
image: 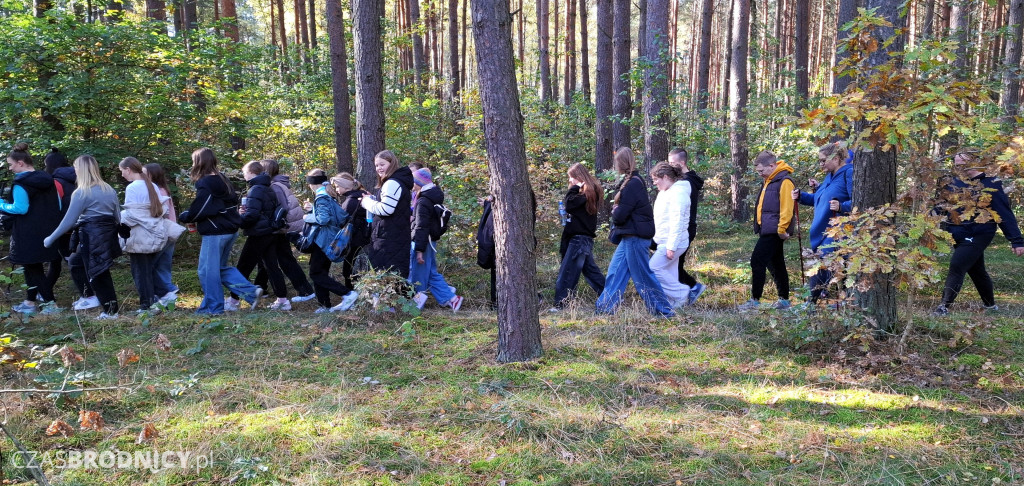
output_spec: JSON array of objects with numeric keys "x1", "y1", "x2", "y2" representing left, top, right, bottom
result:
[
  {"x1": 79, "y1": 410, "x2": 104, "y2": 431},
  {"x1": 45, "y1": 419, "x2": 74, "y2": 437},
  {"x1": 58, "y1": 346, "x2": 84, "y2": 367},
  {"x1": 155, "y1": 334, "x2": 172, "y2": 352},
  {"x1": 136, "y1": 423, "x2": 159, "y2": 444},
  {"x1": 116, "y1": 348, "x2": 140, "y2": 367}
]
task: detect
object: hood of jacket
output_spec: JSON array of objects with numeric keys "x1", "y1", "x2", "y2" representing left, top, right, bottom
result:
[
  {"x1": 766, "y1": 161, "x2": 795, "y2": 182},
  {"x1": 416, "y1": 184, "x2": 444, "y2": 206},
  {"x1": 52, "y1": 166, "x2": 77, "y2": 185},
  {"x1": 247, "y1": 173, "x2": 272, "y2": 189},
  {"x1": 15, "y1": 170, "x2": 55, "y2": 193},
  {"x1": 388, "y1": 166, "x2": 415, "y2": 192}
]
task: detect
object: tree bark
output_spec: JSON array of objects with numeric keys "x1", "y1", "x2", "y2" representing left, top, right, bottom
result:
[
  {"x1": 794, "y1": 0, "x2": 809, "y2": 110},
  {"x1": 563, "y1": 0, "x2": 577, "y2": 104},
  {"x1": 276, "y1": 0, "x2": 288, "y2": 73},
  {"x1": 309, "y1": 0, "x2": 317, "y2": 49},
  {"x1": 1002, "y1": 0, "x2": 1024, "y2": 123},
  {"x1": 634, "y1": 0, "x2": 646, "y2": 116},
  {"x1": 353, "y1": 0, "x2": 386, "y2": 187},
  {"x1": 410, "y1": 0, "x2": 428, "y2": 87},
  {"x1": 221, "y1": 0, "x2": 239, "y2": 42},
  {"x1": 538, "y1": 0, "x2": 553, "y2": 104},
  {"x1": 832, "y1": 0, "x2": 857, "y2": 94},
  {"x1": 145, "y1": 0, "x2": 167, "y2": 29},
  {"x1": 554, "y1": 0, "x2": 561, "y2": 102},
  {"x1": 853, "y1": 0, "x2": 905, "y2": 333},
  {"x1": 644, "y1": 0, "x2": 670, "y2": 166},
  {"x1": 327, "y1": 0, "x2": 354, "y2": 173},
  {"x1": 612, "y1": 0, "x2": 631, "y2": 148},
  {"x1": 448, "y1": 0, "x2": 461, "y2": 101},
  {"x1": 596, "y1": 0, "x2": 614, "y2": 170},
  {"x1": 471, "y1": 0, "x2": 543, "y2": 364},
  {"x1": 696, "y1": 0, "x2": 714, "y2": 110},
  {"x1": 729, "y1": 0, "x2": 749, "y2": 222},
  {"x1": 579, "y1": 0, "x2": 591, "y2": 102}
]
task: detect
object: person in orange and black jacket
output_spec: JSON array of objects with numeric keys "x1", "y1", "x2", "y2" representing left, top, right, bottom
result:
[{"x1": 738, "y1": 151, "x2": 796, "y2": 311}]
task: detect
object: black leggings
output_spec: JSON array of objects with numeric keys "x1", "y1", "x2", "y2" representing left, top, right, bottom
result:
[
  {"x1": 309, "y1": 244, "x2": 352, "y2": 307},
  {"x1": 235, "y1": 234, "x2": 288, "y2": 298},
  {"x1": 254, "y1": 234, "x2": 315, "y2": 297},
  {"x1": 750, "y1": 234, "x2": 790, "y2": 301},
  {"x1": 23, "y1": 263, "x2": 55, "y2": 303},
  {"x1": 941, "y1": 231, "x2": 996, "y2": 307},
  {"x1": 676, "y1": 244, "x2": 698, "y2": 288}
]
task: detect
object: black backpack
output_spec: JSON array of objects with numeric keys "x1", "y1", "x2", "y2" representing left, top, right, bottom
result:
[
  {"x1": 269, "y1": 206, "x2": 288, "y2": 230},
  {"x1": 476, "y1": 200, "x2": 495, "y2": 269},
  {"x1": 431, "y1": 203, "x2": 453, "y2": 240}
]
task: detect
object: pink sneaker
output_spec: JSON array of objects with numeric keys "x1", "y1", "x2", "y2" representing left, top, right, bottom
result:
[{"x1": 448, "y1": 295, "x2": 463, "y2": 312}]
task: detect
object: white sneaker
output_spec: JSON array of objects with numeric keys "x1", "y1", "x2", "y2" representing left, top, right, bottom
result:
[
  {"x1": 448, "y1": 295, "x2": 464, "y2": 312},
  {"x1": 248, "y1": 288, "x2": 264, "y2": 311},
  {"x1": 291, "y1": 293, "x2": 316, "y2": 303},
  {"x1": 314, "y1": 307, "x2": 331, "y2": 314},
  {"x1": 270, "y1": 298, "x2": 291, "y2": 311},
  {"x1": 224, "y1": 298, "x2": 240, "y2": 312},
  {"x1": 413, "y1": 292, "x2": 428, "y2": 310},
  {"x1": 95, "y1": 312, "x2": 119, "y2": 320},
  {"x1": 339, "y1": 291, "x2": 359, "y2": 311},
  {"x1": 73, "y1": 296, "x2": 101, "y2": 311},
  {"x1": 158, "y1": 291, "x2": 178, "y2": 305}
]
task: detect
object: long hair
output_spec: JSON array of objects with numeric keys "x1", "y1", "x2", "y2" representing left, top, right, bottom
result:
[
  {"x1": 613, "y1": 147, "x2": 636, "y2": 175},
  {"x1": 190, "y1": 147, "x2": 219, "y2": 182},
  {"x1": 143, "y1": 163, "x2": 170, "y2": 193},
  {"x1": 567, "y1": 163, "x2": 603, "y2": 215},
  {"x1": 7, "y1": 142, "x2": 32, "y2": 166},
  {"x1": 307, "y1": 168, "x2": 338, "y2": 198},
  {"x1": 332, "y1": 172, "x2": 363, "y2": 194},
  {"x1": 73, "y1": 155, "x2": 114, "y2": 194},
  {"x1": 374, "y1": 150, "x2": 401, "y2": 187},
  {"x1": 120, "y1": 157, "x2": 164, "y2": 218}
]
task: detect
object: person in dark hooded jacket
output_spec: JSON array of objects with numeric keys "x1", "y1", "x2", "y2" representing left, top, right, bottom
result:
[
  {"x1": 2, "y1": 143, "x2": 62, "y2": 315},
  {"x1": 44, "y1": 155, "x2": 122, "y2": 318},
  {"x1": 252, "y1": 159, "x2": 315, "y2": 304},
  {"x1": 408, "y1": 168, "x2": 463, "y2": 311},
  {"x1": 360, "y1": 150, "x2": 414, "y2": 278},
  {"x1": 228, "y1": 161, "x2": 290, "y2": 311},
  {"x1": 44, "y1": 148, "x2": 78, "y2": 297}
]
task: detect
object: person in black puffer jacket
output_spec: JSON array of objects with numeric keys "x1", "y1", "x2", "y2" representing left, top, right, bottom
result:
[
  {"x1": 551, "y1": 163, "x2": 606, "y2": 310},
  {"x1": 178, "y1": 148, "x2": 263, "y2": 315},
  {"x1": 934, "y1": 151, "x2": 1024, "y2": 315},
  {"x1": 331, "y1": 172, "x2": 371, "y2": 290},
  {"x1": 360, "y1": 150, "x2": 414, "y2": 278},
  {"x1": 229, "y1": 161, "x2": 290, "y2": 310},
  {"x1": 251, "y1": 159, "x2": 315, "y2": 305},
  {"x1": 1, "y1": 142, "x2": 62, "y2": 314},
  {"x1": 44, "y1": 148, "x2": 78, "y2": 294},
  {"x1": 594, "y1": 147, "x2": 674, "y2": 317},
  {"x1": 408, "y1": 168, "x2": 463, "y2": 311}
]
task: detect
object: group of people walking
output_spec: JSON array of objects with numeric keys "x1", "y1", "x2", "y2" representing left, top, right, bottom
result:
[
  {"x1": 1, "y1": 144, "x2": 465, "y2": 317},
  {"x1": 2, "y1": 140, "x2": 1020, "y2": 320}
]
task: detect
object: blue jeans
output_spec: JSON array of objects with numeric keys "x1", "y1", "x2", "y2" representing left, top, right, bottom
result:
[
  {"x1": 153, "y1": 241, "x2": 179, "y2": 295},
  {"x1": 197, "y1": 233, "x2": 260, "y2": 314},
  {"x1": 409, "y1": 242, "x2": 455, "y2": 305},
  {"x1": 595, "y1": 236, "x2": 674, "y2": 316},
  {"x1": 553, "y1": 235, "x2": 605, "y2": 307}
]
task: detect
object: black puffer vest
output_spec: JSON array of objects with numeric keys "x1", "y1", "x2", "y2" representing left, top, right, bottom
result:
[
  {"x1": 7, "y1": 171, "x2": 61, "y2": 264},
  {"x1": 755, "y1": 172, "x2": 793, "y2": 236}
]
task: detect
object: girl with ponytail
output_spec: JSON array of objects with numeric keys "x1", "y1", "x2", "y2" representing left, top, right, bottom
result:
[{"x1": 119, "y1": 157, "x2": 171, "y2": 314}]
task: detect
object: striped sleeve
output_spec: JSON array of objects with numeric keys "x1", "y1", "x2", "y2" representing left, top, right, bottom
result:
[{"x1": 361, "y1": 180, "x2": 403, "y2": 217}]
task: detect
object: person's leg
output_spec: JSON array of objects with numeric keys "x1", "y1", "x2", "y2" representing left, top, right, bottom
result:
[
  {"x1": 231, "y1": 236, "x2": 261, "y2": 300},
  {"x1": 595, "y1": 242, "x2": 632, "y2": 314},
  {"x1": 90, "y1": 270, "x2": 119, "y2": 315},
  {"x1": 128, "y1": 253, "x2": 156, "y2": 310},
  {"x1": 749, "y1": 236, "x2": 773, "y2": 301},
  {"x1": 409, "y1": 243, "x2": 429, "y2": 293},
  {"x1": 581, "y1": 250, "x2": 606, "y2": 295},
  {"x1": 963, "y1": 232, "x2": 996, "y2": 307},
  {"x1": 677, "y1": 245, "x2": 698, "y2": 287},
  {"x1": 940, "y1": 238, "x2": 984, "y2": 306},
  {"x1": 251, "y1": 235, "x2": 288, "y2": 298},
  {"x1": 196, "y1": 234, "x2": 227, "y2": 314},
  {"x1": 553, "y1": 237, "x2": 586, "y2": 307},
  {"x1": 275, "y1": 234, "x2": 314, "y2": 295},
  {"x1": 767, "y1": 236, "x2": 790, "y2": 300},
  {"x1": 22, "y1": 263, "x2": 50, "y2": 303},
  {"x1": 45, "y1": 258, "x2": 62, "y2": 294},
  {"x1": 153, "y1": 242, "x2": 178, "y2": 295},
  {"x1": 308, "y1": 245, "x2": 350, "y2": 307},
  {"x1": 216, "y1": 233, "x2": 260, "y2": 304},
  {"x1": 341, "y1": 244, "x2": 360, "y2": 290},
  {"x1": 68, "y1": 251, "x2": 90, "y2": 298},
  {"x1": 424, "y1": 243, "x2": 455, "y2": 305},
  {"x1": 624, "y1": 238, "x2": 673, "y2": 316},
  {"x1": 649, "y1": 249, "x2": 689, "y2": 308}
]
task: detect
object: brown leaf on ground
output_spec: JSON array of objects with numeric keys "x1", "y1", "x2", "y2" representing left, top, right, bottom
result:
[
  {"x1": 136, "y1": 423, "x2": 159, "y2": 444},
  {"x1": 155, "y1": 334, "x2": 172, "y2": 352},
  {"x1": 79, "y1": 410, "x2": 104, "y2": 431},
  {"x1": 45, "y1": 419, "x2": 74, "y2": 437},
  {"x1": 116, "y1": 348, "x2": 140, "y2": 367},
  {"x1": 58, "y1": 346, "x2": 84, "y2": 367}
]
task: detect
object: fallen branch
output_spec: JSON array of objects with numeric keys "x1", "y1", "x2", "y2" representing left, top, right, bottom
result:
[
  {"x1": 0, "y1": 422, "x2": 51, "y2": 486},
  {"x1": 0, "y1": 384, "x2": 134, "y2": 395}
]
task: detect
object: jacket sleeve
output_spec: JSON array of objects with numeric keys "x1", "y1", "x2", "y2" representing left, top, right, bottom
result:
[
  {"x1": 611, "y1": 177, "x2": 640, "y2": 226},
  {"x1": 44, "y1": 191, "x2": 87, "y2": 247},
  {"x1": 564, "y1": 185, "x2": 586, "y2": 211},
  {"x1": 840, "y1": 168, "x2": 854, "y2": 213},
  {"x1": 991, "y1": 181, "x2": 1024, "y2": 247},
  {"x1": 798, "y1": 191, "x2": 814, "y2": 207},
  {"x1": 666, "y1": 183, "x2": 691, "y2": 252},
  {"x1": 0, "y1": 185, "x2": 29, "y2": 215},
  {"x1": 178, "y1": 180, "x2": 216, "y2": 223},
  {"x1": 304, "y1": 195, "x2": 336, "y2": 227},
  {"x1": 361, "y1": 180, "x2": 402, "y2": 216},
  {"x1": 777, "y1": 179, "x2": 796, "y2": 235},
  {"x1": 411, "y1": 198, "x2": 431, "y2": 252},
  {"x1": 239, "y1": 187, "x2": 263, "y2": 229}
]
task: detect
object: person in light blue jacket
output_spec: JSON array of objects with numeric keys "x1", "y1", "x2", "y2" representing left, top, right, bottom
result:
[{"x1": 792, "y1": 141, "x2": 854, "y2": 303}]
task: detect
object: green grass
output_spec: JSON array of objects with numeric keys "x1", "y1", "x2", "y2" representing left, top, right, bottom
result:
[{"x1": 2, "y1": 227, "x2": 1023, "y2": 485}]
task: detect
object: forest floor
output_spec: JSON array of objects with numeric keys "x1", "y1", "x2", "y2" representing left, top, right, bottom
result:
[{"x1": 1, "y1": 227, "x2": 1022, "y2": 485}]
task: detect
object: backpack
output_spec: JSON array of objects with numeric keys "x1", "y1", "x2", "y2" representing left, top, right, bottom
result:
[
  {"x1": 431, "y1": 203, "x2": 453, "y2": 240},
  {"x1": 476, "y1": 200, "x2": 495, "y2": 269},
  {"x1": 322, "y1": 222, "x2": 354, "y2": 262},
  {"x1": 269, "y1": 205, "x2": 288, "y2": 230}
]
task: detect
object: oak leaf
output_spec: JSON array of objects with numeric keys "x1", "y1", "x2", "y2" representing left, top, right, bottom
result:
[
  {"x1": 136, "y1": 423, "x2": 159, "y2": 444},
  {"x1": 155, "y1": 334, "x2": 172, "y2": 352},
  {"x1": 117, "y1": 349, "x2": 140, "y2": 367},
  {"x1": 45, "y1": 419, "x2": 74, "y2": 437},
  {"x1": 79, "y1": 410, "x2": 105, "y2": 431},
  {"x1": 58, "y1": 346, "x2": 84, "y2": 367}
]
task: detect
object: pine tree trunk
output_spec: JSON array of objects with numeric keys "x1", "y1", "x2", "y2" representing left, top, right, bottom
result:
[
  {"x1": 471, "y1": 0, "x2": 543, "y2": 364},
  {"x1": 596, "y1": 0, "x2": 614, "y2": 170},
  {"x1": 448, "y1": 0, "x2": 460, "y2": 101},
  {"x1": 1001, "y1": 0, "x2": 1024, "y2": 123},
  {"x1": 353, "y1": 0, "x2": 386, "y2": 187},
  {"x1": 222, "y1": 0, "x2": 239, "y2": 42},
  {"x1": 696, "y1": 0, "x2": 714, "y2": 110},
  {"x1": 410, "y1": 0, "x2": 428, "y2": 87},
  {"x1": 554, "y1": 0, "x2": 562, "y2": 102},
  {"x1": 853, "y1": 0, "x2": 905, "y2": 334},
  {"x1": 634, "y1": 0, "x2": 646, "y2": 119},
  {"x1": 145, "y1": 0, "x2": 167, "y2": 28},
  {"x1": 612, "y1": 0, "x2": 631, "y2": 147},
  {"x1": 309, "y1": 0, "x2": 317, "y2": 49},
  {"x1": 518, "y1": 0, "x2": 525, "y2": 67},
  {"x1": 277, "y1": 0, "x2": 288, "y2": 73},
  {"x1": 729, "y1": 0, "x2": 749, "y2": 222},
  {"x1": 538, "y1": 0, "x2": 553, "y2": 104},
  {"x1": 832, "y1": 0, "x2": 857, "y2": 94},
  {"x1": 462, "y1": 0, "x2": 468, "y2": 90},
  {"x1": 644, "y1": 0, "x2": 670, "y2": 166},
  {"x1": 794, "y1": 0, "x2": 809, "y2": 110},
  {"x1": 579, "y1": 0, "x2": 591, "y2": 102},
  {"x1": 563, "y1": 0, "x2": 577, "y2": 104},
  {"x1": 327, "y1": 0, "x2": 353, "y2": 173}
]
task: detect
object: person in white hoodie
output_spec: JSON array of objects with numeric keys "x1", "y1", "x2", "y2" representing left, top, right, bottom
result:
[
  {"x1": 118, "y1": 157, "x2": 170, "y2": 315},
  {"x1": 649, "y1": 162, "x2": 692, "y2": 309}
]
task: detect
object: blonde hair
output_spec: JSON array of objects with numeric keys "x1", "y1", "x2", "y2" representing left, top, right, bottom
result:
[
  {"x1": 73, "y1": 155, "x2": 114, "y2": 194},
  {"x1": 120, "y1": 157, "x2": 164, "y2": 218},
  {"x1": 331, "y1": 172, "x2": 362, "y2": 193}
]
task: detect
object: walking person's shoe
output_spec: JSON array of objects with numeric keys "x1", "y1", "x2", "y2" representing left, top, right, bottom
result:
[
  {"x1": 269, "y1": 298, "x2": 291, "y2": 311},
  {"x1": 736, "y1": 299, "x2": 761, "y2": 311},
  {"x1": 158, "y1": 291, "x2": 178, "y2": 306},
  {"x1": 291, "y1": 292, "x2": 316, "y2": 303},
  {"x1": 983, "y1": 304, "x2": 1000, "y2": 314},
  {"x1": 95, "y1": 312, "x2": 119, "y2": 320},
  {"x1": 686, "y1": 282, "x2": 707, "y2": 306},
  {"x1": 771, "y1": 299, "x2": 791, "y2": 310},
  {"x1": 73, "y1": 296, "x2": 101, "y2": 310},
  {"x1": 448, "y1": 295, "x2": 464, "y2": 312},
  {"x1": 334, "y1": 291, "x2": 359, "y2": 312},
  {"x1": 40, "y1": 301, "x2": 63, "y2": 315},
  {"x1": 13, "y1": 301, "x2": 37, "y2": 314},
  {"x1": 314, "y1": 306, "x2": 331, "y2": 314},
  {"x1": 933, "y1": 304, "x2": 949, "y2": 316},
  {"x1": 224, "y1": 298, "x2": 240, "y2": 312},
  {"x1": 248, "y1": 288, "x2": 264, "y2": 312}
]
